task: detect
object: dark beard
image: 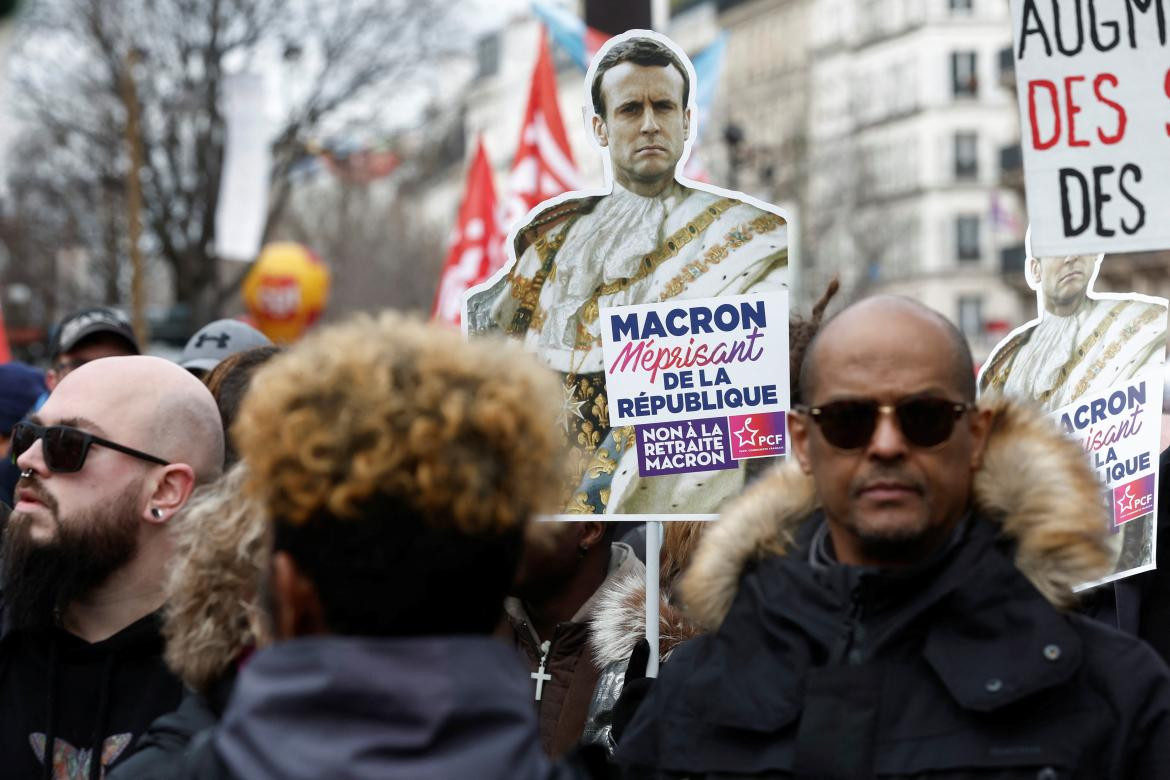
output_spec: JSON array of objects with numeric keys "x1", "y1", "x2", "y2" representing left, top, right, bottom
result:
[
  {"x1": 1, "y1": 478, "x2": 141, "y2": 632},
  {"x1": 853, "y1": 531, "x2": 941, "y2": 567}
]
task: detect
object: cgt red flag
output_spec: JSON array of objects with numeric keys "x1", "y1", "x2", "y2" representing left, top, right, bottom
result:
[
  {"x1": 432, "y1": 138, "x2": 506, "y2": 326},
  {"x1": 504, "y1": 28, "x2": 582, "y2": 230}
]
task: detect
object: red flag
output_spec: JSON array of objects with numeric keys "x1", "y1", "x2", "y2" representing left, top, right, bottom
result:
[
  {"x1": 504, "y1": 28, "x2": 582, "y2": 229},
  {"x1": 432, "y1": 138, "x2": 506, "y2": 325},
  {"x1": 0, "y1": 302, "x2": 12, "y2": 363}
]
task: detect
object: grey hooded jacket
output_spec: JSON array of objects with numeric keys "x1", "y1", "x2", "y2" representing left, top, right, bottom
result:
[{"x1": 174, "y1": 634, "x2": 591, "y2": 779}]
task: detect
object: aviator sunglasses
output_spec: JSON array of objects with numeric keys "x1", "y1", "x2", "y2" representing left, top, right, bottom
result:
[
  {"x1": 794, "y1": 397, "x2": 974, "y2": 450},
  {"x1": 10, "y1": 421, "x2": 170, "y2": 474}
]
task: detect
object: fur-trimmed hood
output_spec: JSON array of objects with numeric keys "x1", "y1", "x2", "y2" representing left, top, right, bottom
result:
[
  {"x1": 589, "y1": 521, "x2": 712, "y2": 667},
  {"x1": 679, "y1": 398, "x2": 1113, "y2": 631},
  {"x1": 588, "y1": 567, "x2": 705, "y2": 668},
  {"x1": 163, "y1": 463, "x2": 272, "y2": 693}
]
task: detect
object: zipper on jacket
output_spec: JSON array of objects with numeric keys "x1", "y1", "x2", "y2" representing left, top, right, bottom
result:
[
  {"x1": 531, "y1": 640, "x2": 552, "y2": 701},
  {"x1": 839, "y1": 584, "x2": 867, "y2": 666}
]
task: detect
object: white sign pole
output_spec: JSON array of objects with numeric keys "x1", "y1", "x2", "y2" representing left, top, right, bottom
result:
[{"x1": 644, "y1": 520, "x2": 662, "y2": 678}]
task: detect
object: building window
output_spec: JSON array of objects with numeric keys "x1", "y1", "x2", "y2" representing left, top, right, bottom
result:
[
  {"x1": 954, "y1": 132, "x2": 978, "y2": 180},
  {"x1": 958, "y1": 295, "x2": 984, "y2": 339},
  {"x1": 951, "y1": 51, "x2": 978, "y2": 98},
  {"x1": 475, "y1": 33, "x2": 500, "y2": 80},
  {"x1": 956, "y1": 215, "x2": 981, "y2": 261},
  {"x1": 949, "y1": 0, "x2": 974, "y2": 13}
]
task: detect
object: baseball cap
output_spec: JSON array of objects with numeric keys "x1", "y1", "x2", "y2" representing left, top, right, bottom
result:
[
  {"x1": 51, "y1": 307, "x2": 140, "y2": 359},
  {"x1": 180, "y1": 319, "x2": 272, "y2": 373},
  {"x1": 0, "y1": 362, "x2": 47, "y2": 435}
]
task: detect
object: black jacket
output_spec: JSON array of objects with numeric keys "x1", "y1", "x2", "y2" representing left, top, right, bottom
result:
[
  {"x1": 1080, "y1": 446, "x2": 1170, "y2": 664},
  {"x1": 0, "y1": 611, "x2": 183, "y2": 780},
  {"x1": 106, "y1": 673, "x2": 234, "y2": 780},
  {"x1": 616, "y1": 401, "x2": 1170, "y2": 779}
]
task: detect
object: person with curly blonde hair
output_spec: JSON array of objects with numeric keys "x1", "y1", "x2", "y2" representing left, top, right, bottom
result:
[
  {"x1": 171, "y1": 312, "x2": 600, "y2": 779},
  {"x1": 109, "y1": 463, "x2": 270, "y2": 779}
]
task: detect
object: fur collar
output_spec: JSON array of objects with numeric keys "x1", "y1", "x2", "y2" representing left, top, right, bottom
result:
[
  {"x1": 679, "y1": 398, "x2": 1113, "y2": 630},
  {"x1": 589, "y1": 521, "x2": 711, "y2": 667},
  {"x1": 588, "y1": 567, "x2": 705, "y2": 668}
]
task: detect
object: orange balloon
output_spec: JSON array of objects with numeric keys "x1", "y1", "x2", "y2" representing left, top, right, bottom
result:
[{"x1": 242, "y1": 243, "x2": 331, "y2": 344}]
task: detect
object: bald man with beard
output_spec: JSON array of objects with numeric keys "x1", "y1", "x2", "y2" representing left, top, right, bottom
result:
[{"x1": 0, "y1": 356, "x2": 223, "y2": 780}]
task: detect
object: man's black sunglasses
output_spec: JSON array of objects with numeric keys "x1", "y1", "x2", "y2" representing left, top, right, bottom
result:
[
  {"x1": 11, "y1": 421, "x2": 170, "y2": 474},
  {"x1": 793, "y1": 397, "x2": 974, "y2": 450}
]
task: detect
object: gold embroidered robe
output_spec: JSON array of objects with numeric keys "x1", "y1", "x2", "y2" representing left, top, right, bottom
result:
[{"x1": 980, "y1": 297, "x2": 1167, "y2": 412}]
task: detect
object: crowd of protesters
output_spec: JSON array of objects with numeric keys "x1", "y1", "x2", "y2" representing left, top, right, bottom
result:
[{"x1": 1, "y1": 288, "x2": 1169, "y2": 780}]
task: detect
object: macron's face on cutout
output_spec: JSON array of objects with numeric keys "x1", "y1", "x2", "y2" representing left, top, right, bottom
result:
[
  {"x1": 593, "y1": 61, "x2": 690, "y2": 195},
  {"x1": 1033, "y1": 254, "x2": 1094, "y2": 308}
]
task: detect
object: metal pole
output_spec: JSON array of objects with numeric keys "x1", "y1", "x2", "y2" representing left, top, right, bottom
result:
[
  {"x1": 651, "y1": 0, "x2": 669, "y2": 32},
  {"x1": 644, "y1": 519, "x2": 662, "y2": 677},
  {"x1": 120, "y1": 50, "x2": 148, "y2": 348}
]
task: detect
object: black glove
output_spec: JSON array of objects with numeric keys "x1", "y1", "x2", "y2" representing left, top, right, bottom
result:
[{"x1": 611, "y1": 637, "x2": 654, "y2": 746}]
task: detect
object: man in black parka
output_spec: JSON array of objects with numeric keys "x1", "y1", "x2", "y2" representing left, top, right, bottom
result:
[{"x1": 615, "y1": 296, "x2": 1170, "y2": 779}]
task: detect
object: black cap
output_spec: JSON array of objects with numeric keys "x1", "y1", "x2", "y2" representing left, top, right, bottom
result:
[{"x1": 50, "y1": 307, "x2": 140, "y2": 359}]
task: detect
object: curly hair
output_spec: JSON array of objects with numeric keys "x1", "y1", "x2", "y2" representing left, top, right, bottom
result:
[
  {"x1": 232, "y1": 312, "x2": 566, "y2": 636},
  {"x1": 162, "y1": 462, "x2": 271, "y2": 693}
]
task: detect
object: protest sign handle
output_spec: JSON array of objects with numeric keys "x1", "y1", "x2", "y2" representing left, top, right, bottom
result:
[{"x1": 645, "y1": 520, "x2": 662, "y2": 678}]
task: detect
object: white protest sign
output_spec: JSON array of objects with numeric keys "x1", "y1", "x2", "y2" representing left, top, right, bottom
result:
[
  {"x1": 215, "y1": 72, "x2": 272, "y2": 262},
  {"x1": 464, "y1": 30, "x2": 791, "y2": 519},
  {"x1": 977, "y1": 243, "x2": 1167, "y2": 586},
  {"x1": 601, "y1": 291, "x2": 789, "y2": 478},
  {"x1": 1058, "y1": 372, "x2": 1162, "y2": 588},
  {"x1": 461, "y1": 28, "x2": 793, "y2": 679},
  {"x1": 1009, "y1": 0, "x2": 1170, "y2": 255},
  {"x1": 602, "y1": 291, "x2": 789, "y2": 425}
]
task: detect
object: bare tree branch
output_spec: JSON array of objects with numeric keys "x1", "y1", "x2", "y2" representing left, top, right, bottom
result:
[{"x1": 3, "y1": 0, "x2": 452, "y2": 330}]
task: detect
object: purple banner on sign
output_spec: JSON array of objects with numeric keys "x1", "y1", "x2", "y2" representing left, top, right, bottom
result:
[{"x1": 635, "y1": 416, "x2": 737, "y2": 477}]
